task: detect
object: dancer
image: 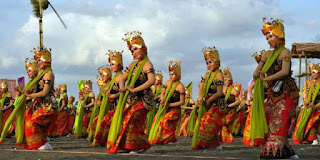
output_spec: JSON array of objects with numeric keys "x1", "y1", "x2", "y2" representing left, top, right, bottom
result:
[
  {"x1": 251, "y1": 18, "x2": 299, "y2": 159},
  {"x1": 150, "y1": 61, "x2": 185, "y2": 145}
]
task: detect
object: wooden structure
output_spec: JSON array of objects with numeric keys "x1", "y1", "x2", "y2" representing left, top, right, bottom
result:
[{"x1": 292, "y1": 42, "x2": 320, "y2": 89}]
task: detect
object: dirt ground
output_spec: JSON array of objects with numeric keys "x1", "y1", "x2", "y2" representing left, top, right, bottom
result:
[{"x1": 0, "y1": 135, "x2": 319, "y2": 160}]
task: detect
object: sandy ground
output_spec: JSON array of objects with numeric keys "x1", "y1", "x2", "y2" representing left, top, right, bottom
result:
[{"x1": 0, "y1": 135, "x2": 319, "y2": 160}]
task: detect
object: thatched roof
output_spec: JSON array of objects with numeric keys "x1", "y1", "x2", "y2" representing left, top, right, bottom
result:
[{"x1": 292, "y1": 42, "x2": 320, "y2": 58}]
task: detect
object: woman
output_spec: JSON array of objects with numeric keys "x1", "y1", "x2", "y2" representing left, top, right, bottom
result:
[
  {"x1": 93, "y1": 50, "x2": 123, "y2": 147},
  {"x1": 0, "y1": 80, "x2": 14, "y2": 134},
  {"x1": 24, "y1": 47, "x2": 58, "y2": 150},
  {"x1": 151, "y1": 61, "x2": 185, "y2": 145},
  {"x1": 221, "y1": 68, "x2": 240, "y2": 143},
  {"x1": 87, "y1": 67, "x2": 112, "y2": 142},
  {"x1": 231, "y1": 89, "x2": 249, "y2": 136},
  {"x1": 56, "y1": 84, "x2": 69, "y2": 136},
  {"x1": 178, "y1": 83, "x2": 195, "y2": 137},
  {"x1": 292, "y1": 64, "x2": 320, "y2": 145},
  {"x1": 146, "y1": 71, "x2": 163, "y2": 135},
  {"x1": 107, "y1": 31, "x2": 155, "y2": 154},
  {"x1": 192, "y1": 46, "x2": 226, "y2": 150},
  {"x1": 81, "y1": 80, "x2": 95, "y2": 138},
  {"x1": 67, "y1": 96, "x2": 75, "y2": 135},
  {"x1": 252, "y1": 18, "x2": 299, "y2": 159}
]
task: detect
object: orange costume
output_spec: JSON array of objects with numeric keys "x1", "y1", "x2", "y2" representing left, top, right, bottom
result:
[
  {"x1": 152, "y1": 61, "x2": 183, "y2": 144},
  {"x1": 56, "y1": 84, "x2": 69, "y2": 136},
  {"x1": 193, "y1": 46, "x2": 229, "y2": 149},
  {"x1": 24, "y1": 48, "x2": 58, "y2": 150},
  {"x1": 292, "y1": 64, "x2": 320, "y2": 144},
  {"x1": 107, "y1": 31, "x2": 154, "y2": 153}
]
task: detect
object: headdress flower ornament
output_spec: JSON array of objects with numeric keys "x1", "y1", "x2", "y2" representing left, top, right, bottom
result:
[
  {"x1": 25, "y1": 58, "x2": 39, "y2": 72},
  {"x1": 223, "y1": 67, "x2": 233, "y2": 81},
  {"x1": 58, "y1": 84, "x2": 67, "y2": 91},
  {"x1": 98, "y1": 66, "x2": 112, "y2": 79},
  {"x1": 0, "y1": 80, "x2": 8, "y2": 89},
  {"x1": 107, "y1": 50, "x2": 123, "y2": 67},
  {"x1": 155, "y1": 71, "x2": 163, "y2": 82},
  {"x1": 96, "y1": 76, "x2": 104, "y2": 86},
  {"x1": 122, "y1": 31, "x2": 146, "y2": 49},
  {"x1": 31, "y1": 46, "x2": 52, "y2": 63},
  {"x1": 309, "y1": 64, "x2": 320, "y2": 74},
  {"x1": 261, "y1": 17, "x2": 285, "y2": 38},
  {"x1": 169, "y1": 60, "x2": 182, "y2": 79},
  {"x1": 202, "y1": 46, "x2": 220, "y2": 64},
  {"x1": 185, "y1": 82, "x2": 193, "y2": 96},
  {"x1": 252, "y1": 49, "x2": 265, "y2": 63}
]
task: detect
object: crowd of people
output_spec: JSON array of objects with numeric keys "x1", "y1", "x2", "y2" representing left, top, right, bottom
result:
[{"x1": 0, "y1": 17, "x2": 319, "y2": 159}]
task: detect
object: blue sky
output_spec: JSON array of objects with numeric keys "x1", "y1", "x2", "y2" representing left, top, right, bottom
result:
[{"x1": 1, "y1": 0, "x2": 320, "y2": 100}]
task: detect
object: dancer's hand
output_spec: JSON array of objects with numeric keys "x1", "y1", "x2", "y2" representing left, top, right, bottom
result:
[
  {"x1": 127, "y1": 87, "x2": 136, "y2": 93},
  {"x1": 259, "y1": 71, "x2": 266, "y2": 81}
]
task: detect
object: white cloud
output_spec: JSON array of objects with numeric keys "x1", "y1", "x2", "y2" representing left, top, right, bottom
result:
[{"x1": 2, "y1": 0, "x2": 320, "y2": 99}]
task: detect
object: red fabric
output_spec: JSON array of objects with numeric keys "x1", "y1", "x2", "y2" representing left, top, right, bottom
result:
[
  {"x1": 1, "y1": 108, "x2": 14, "y2": 137},
  {"x1": 24, "y1": 107, "x2": 56, "y2": 150},
  {"x1": 151, "y1": 108, "x2": 181, "y2": 144},
  {"x1": 260, "y1": 95, "x2": 298, "y2": 158},
  {"x1": 56, "y1": 110, "x2": 70, "y2": 136},
  {"x1": 82, "y1": 112, "x2": 91, "y2": 137},
  {"x1": 107, "y1": 100, "x2": 150, "y2": 153},
  {"x1": 193, "y1": 106, "x2": 228, "y2": 150},
  {"x1": 221, "y1": 109, "x2": 237, "y2": 143},
  {"x1": 1, "y1": 108, "x2": 13, "y2": 132},
  {"x1": 93, "y1": 109, "x2": 115, "y2": 147},
  {"x1": 231, "y1": 110, "x2": 247, "y2": 135},
  {"x1": 68, "y1": 115, "x2": 75, "y2": 133},
  {"x1": 293, "y1": 110, "x2": 320, "y2": 144}
]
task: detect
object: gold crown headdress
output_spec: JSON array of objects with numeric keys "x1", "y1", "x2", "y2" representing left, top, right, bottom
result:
[
  {"x1": 58, "y1": 84, "x2": 67, "y2": 91},
  {"x1": 25, "y1": 58, "x2": 39, "y2": 72},
  {"x1": 309, "y1": 64, "x2": 320, "y2": 73},
  {"x1": 202, "y1": 46, "x2": 220, "y2": 63},
  {"x1": 0, "y1": 80, "x2": 8, "y2": 89},
  {"x1": 169, "y1": 60, "x2": 182, "y2": 78},
  {"x1": 261, "y1": 17, "x2": 285, "y2": 38},
  {"x1": 32, "y1": 46, "x2": 52, "y2": 63},
  {"x1": 233, "y1": 83, "x2": 242, "y2": 94},
  {"x1": 185, "y1": 82, "x2": 193, "y2": 97},
  {"x1": 240, "y1": 89, "x2": 248, "y2": 98},
  {"x1": 223, "y1": 67, "x2": 233, "y2": 80},
  {"x1": 155, "y1": 71, "x2": 163, "y2": 82},
  {"x1": 84, "y1": 80, "x2": 93, "y2": 90},
  {"x1": 122, "y1": 31, "x2": 146, "y2": 49},
  {"x1": 69, "y1": 96, "x2": 75, "y2": 101},
  {"x1": 96, "y1": 76, "x2": 105, "y2": 86},
  {"x1": 98, "y1": 66, "x2": 112, "y2": 79},
  {"x1": 107, "y1": 50, "x2": 123, "y2": 67}
]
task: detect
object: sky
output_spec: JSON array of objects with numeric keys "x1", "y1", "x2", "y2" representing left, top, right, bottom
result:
[{"x1": 1, "y1": 0, "x2": 320, "y2": 101}]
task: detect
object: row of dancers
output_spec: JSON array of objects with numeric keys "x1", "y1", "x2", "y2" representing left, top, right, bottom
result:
[{"x1": 0, "y1": 18, "x2": 319, "y2": 159}]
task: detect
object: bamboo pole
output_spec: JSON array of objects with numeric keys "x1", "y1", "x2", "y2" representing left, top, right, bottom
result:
[
  {"x1": 304, "y1": 51, "x2": 308, "y2": 80},
  {"x1": 299, "y1": 56, "x2": 301, "y2": 90},
  {"x1": 38, "y1": 0, "x2": 43, "y2": 50}
]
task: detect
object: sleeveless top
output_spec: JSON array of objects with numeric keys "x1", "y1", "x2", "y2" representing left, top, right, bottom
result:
[
  {"x1": 85, "y1": 93, "x2": 94, "y2": 113},
  {"x1": 109, "y1": 82, "x2": 120, "y2": 110},
  {"x1": 127, "y1": 65, "x2": 154, "y2": 110},
  {"x1": 266, "y1": 56, "x2": 299, "y2": 102},
  {"x1": 206, "y1": 78, "x2": 228, "y2": 111},
  {"x1": 34, "y1": 73, "x2": 57, "y2": 111}
]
